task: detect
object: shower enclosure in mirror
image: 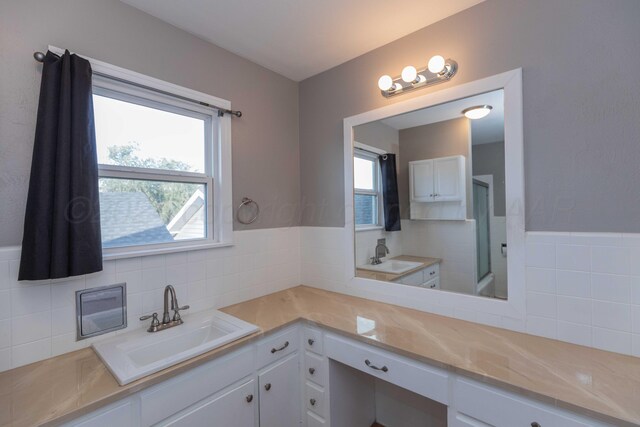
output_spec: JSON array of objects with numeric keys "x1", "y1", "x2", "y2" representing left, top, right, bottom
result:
[{"x1": 353, "y1": 89, "x2": 507, "y2": 299}]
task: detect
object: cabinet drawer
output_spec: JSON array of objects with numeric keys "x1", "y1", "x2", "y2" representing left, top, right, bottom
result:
[
  {"x1": 140, "y1": 348, "x2": 253, "y2": 426},
  {"x1": 303, "y1": 326, "x2": 323, "y2": 354},
  {"x1": 304, "y1": 351, "x2": 325, "y2": 386},
  {"x1": 307, "y1": 411, "x2": 326, "y2": 427},
  {"x1": 422, "y1": 277, "x2": 440, "y2": 290},
  {"x1": 305, "y1": 381, "x2": 326, "y2": 416},
  {"x1": 454, "y1": 379, "x2": 591, "y2": 427},
  {"x1": 256, "y1": 326, "x2": 299, "y2": 368},
  {"x1": 158, "y1": 379, "x2": 255, "y2": 427},
  {"x1": 325, "y1": 334, "x2": 449, "y2": 404},
  {"x1": 422, "y1": 263, "x2": 439, "y2": 281}
]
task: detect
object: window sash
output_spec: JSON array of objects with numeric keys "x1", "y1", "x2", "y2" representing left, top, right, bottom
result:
[
  {"x1": 354, "y1": 148, "x2": 384, "y2": 229},
  {"x1": 93, "y1": 80, "x2": 217, "y2": 251}
]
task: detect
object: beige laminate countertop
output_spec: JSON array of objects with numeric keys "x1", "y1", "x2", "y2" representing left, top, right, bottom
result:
[
  {"x1": 1, "y1": 286, "x2": 640, "y2": 426},
  {"x1": 356, "y1": 255, "x2": 441, "y2": 282}
]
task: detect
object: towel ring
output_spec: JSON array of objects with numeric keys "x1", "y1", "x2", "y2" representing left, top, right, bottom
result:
[{"x1": 237, "y1": 197, "x2": 259, "y2": 224}]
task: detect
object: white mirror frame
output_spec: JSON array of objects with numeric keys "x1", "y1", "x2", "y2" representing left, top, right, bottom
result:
[{"x1": 343, "y1": 68, "x2": 524, "y2": 320}]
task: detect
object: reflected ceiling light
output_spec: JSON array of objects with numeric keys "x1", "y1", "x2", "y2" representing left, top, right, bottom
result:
[
  {"x1": 377, "y1": 55, "x2": 458, "y2": 98},
  {"x1": 462, "y1": 105, "x2": 493, "y2": 120},
  {"x1": 427, "y1": 55, "x2": 446, "y2": 74}
]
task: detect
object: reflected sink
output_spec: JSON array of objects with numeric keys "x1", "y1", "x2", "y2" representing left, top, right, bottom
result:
[
  {"x1": 93, "y1": 309, "x2": 260, "y2": 385},
  {"x1": 358, "y1": 259, "x2": 423, "y2": 274}
]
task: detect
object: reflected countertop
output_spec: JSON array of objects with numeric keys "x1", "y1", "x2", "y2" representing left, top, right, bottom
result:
[
  {"x1": 356, "y1": 255, "x2": 441, "y2": 282},
  {"x1": 2, "y1": 286, "x2": 640, "y2": 426}
]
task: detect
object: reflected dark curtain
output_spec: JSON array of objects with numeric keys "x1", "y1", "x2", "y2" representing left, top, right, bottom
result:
[
  {"x1": 19, "y1": 50, "x2": 102, "y2": 280},
  {"x1": 379, "y1": 153, "x2": 401, "y2": 232}
]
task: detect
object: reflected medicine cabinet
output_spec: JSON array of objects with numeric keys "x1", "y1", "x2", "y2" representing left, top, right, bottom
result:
[{"x1": 409, "y1": 155, "x2": 466, "y2": 220}]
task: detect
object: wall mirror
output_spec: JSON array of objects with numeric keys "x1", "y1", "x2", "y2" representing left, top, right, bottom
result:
[
  {"x1": 354, "y1": 90, "x2": 506, "y2": 299},
  {"x1": 344, "y1": 70, "x2": 524, "y2": 318}
]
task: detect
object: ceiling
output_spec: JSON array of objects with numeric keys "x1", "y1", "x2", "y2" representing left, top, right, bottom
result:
[
  {"x1": 381, "y1": 90, "x2": 504, "y2": 145},
  {"x1": 120, "y1": 0, "x2": 484, "y2": 81}
]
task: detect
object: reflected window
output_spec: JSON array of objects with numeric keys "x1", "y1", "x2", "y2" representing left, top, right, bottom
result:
[{"x1": 354, "y1": 149, "x2": 382, "y2": 229}]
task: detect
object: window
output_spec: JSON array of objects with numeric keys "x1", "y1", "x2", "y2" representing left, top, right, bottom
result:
[
  {"x1": 91, "y1": 73, "x2": 232, "y2": 256},
  {"x1": 354, "y1": 148, "x2": 383, "y2": 229}
]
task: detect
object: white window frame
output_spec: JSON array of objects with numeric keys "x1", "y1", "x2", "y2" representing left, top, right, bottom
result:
[
  {"x1": 353, "y1": 144, "x2": 384, "y2": 231},
  {"x1": 48, "y1": 46, "x2": 234, "y2": 259}
]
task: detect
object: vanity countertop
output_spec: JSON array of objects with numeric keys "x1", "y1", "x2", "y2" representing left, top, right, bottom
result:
[
  {"x1": 356, "y1": 255, "x2": 441, "y2": 282},
  {"x1": 1, "y1": 286, "x2": 640, "y2": 426}
]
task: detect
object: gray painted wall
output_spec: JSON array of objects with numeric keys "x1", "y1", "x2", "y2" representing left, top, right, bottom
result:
[
  {"x1": 0, "y1": 0, "x2": 300, "y2": 246},
  {"x1": 354, "y1": 121, "x2": 399, "y2": 154},
  {"x1": 399, "y1": 118, "x2": 472, "y2": 219},
  {"x1": 473, "y1": 141, "x2": 506, "y2": 217},
  {"x1": 299, "y1": 0, "x2": 640, "y2": 232}
]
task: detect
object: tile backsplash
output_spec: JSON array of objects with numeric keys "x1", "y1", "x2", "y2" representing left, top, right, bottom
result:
[
  {"x1": 301, "y1": 227, "x2": 640, "y2": 358},
  {"x1": 2, "y1": 225, "x2": 640, "y2": 372},
  {"x1": 0, "y1": 227, "x2": 300, "y2": 372}
]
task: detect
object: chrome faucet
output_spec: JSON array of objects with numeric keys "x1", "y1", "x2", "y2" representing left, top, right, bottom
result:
[
  {"x1": 140, "y1": 285, "x2": 190, "y2": 332},
  {"x1": 370, "y1": 239, "x2": 390, "y2": 265}
]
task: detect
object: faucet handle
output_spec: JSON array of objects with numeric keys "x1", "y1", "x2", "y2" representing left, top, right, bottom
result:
[
  {"x1": 173, "y1": 305, "x2": 190, "y2": 322},
  {"x1": 140, "y1": 312, "x2": 160, "y2": 326}
]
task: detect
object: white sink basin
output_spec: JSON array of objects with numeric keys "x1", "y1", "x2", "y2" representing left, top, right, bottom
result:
[
  {"x1": 358, "y1": 260, "x2": 423, "y2": 274},
  {"x1": 93, "y1": 309, "x2": 260, "y2": 385}
]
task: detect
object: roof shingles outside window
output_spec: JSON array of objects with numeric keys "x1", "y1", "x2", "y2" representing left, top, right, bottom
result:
[{"x1": 99, "y1": 192, "x2": 174, "y2": 248}]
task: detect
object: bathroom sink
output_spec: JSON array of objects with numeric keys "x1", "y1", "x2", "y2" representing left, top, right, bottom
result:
[
  {"x1": 92, "y1": 308, "x2": 260, "y2": 385},
  {"x1": 358, "y1": 260, "x2": 423, "y2": 274}
]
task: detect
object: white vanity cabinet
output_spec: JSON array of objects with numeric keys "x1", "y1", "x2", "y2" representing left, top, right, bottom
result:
[
  {"x1": 410, "y1": 155, "x2": 465, "y2": 203},
  {"x1": 259, "y1": 353, "x2": 301, "y2": 427},
  {"x1": 395, "y1": 262, "x2": 440, "y2": 289},
  {"x1": 64, "y1": 323, "x2": 614, "y2": 427}
]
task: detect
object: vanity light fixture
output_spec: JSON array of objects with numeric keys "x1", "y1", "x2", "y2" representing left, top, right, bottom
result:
[
  {"x1": 462, "y1": 105, "x2": 493, "y2": 120},
  {"x1": 377, "y1": 55, "x2": 457, "y2": 98}
]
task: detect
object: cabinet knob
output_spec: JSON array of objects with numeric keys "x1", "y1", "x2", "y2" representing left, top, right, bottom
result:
[
  {"x1": 531, "y1": 423, "x2": 541, "y2": 427},
  {"x1": 307, "y1": 338, "x2": 315, "y2": 346},
  {"x1": 309, "y1": 367, "x2": 316, "y2": 375},
  {"x1": 310, "y1": 398, "x2": 316, "y2": 406},
  {"x1": 264, "y1": 383, "x2": 271, "y2": 391},
  {"x1": 246, "y1": 394, "x2": 253, "y2": 403}
]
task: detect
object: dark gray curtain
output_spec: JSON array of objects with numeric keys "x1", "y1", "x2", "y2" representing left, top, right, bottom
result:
[
  {"x1": 19, "y1": 50, "x2": 102, "y2": 280},
  {"x1": 379, "y1": 154, "x2": 401, "y2": 232}
]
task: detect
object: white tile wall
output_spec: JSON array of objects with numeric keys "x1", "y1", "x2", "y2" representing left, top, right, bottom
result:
[
  {"x1": 0, "y1": 227, "x2": 300, "y2": 372},
  {"x1": 300, "y1": 227, "x2": 640, "y2": 357}
]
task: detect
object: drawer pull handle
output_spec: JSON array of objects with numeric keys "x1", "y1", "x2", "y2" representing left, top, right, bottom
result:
[
  {"x1": 309, "y1": 367, "x2": 316, "y2": 375},
  {"x1": 246, "y1": 394, "x2": 253, "y2": 403},
  {"x1": 310, "y1": 398, "x2": 316, "y2": 406},
  {"x1": 308, "y1": 338, "x2": 315, "y2": 346},
  {"x1": 270, "y1": 341, "x2": 289, "y2": 353},
  {"x1": 264, "y1": 383, "x2": 271, "y2": 391},
  {"x1": 531, "y1": 423, "x2": 541, "y2": 427},
  {"x1": 365, "y1": 359, "x2": 388, "y2": 372}
]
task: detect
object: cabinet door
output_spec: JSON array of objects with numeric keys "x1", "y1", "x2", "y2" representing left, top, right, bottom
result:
[
  {"x1": 433, "y1": 156, "x2": 463, "y2": 201},
  {"x1": 410, "y1": 160, "x2": 434, "y2": 202},
  {"x1": 259, "y1": 353, "x2": 301, "y2": 427},
  {"x1": 160, "y1": 379, "x2": 256, "y2": 427}
]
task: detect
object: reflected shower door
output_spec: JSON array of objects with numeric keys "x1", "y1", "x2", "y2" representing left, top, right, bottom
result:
[{"x1": 473, "y1": 180, "x2": 491, "y2": 281}]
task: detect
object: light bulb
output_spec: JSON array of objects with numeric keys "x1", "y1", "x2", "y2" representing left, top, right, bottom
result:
[
  {"x1": 428, "y1": 55, "x2": 446, "y2": 74},
  {"x1": 378, "y1": 75, "x2": 393, "y2": 91},
  {"x1": 462, "y1": 105, "x2": 493, "y2": 120},
  {"x1": 401, "y1": 66, "x2": 417, "y2": 83}
]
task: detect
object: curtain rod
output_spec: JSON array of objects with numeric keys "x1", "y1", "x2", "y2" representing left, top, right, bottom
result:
[{"x1": 33, "y1": 51, "x2": 242, "y2": 118}]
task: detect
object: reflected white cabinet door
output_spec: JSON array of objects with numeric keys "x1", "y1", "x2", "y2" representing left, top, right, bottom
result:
[
  {"x1": 259, "y1": 353, "x2": 300, "y2": 427},
  {"x1": 161, "y1": 380, "x2": 256, "y2": 427},
  {"x1": 433, "y1": 156, "x2": 464, "y2": 202},
  {"x1": 410, "y1": 159, "x2": 435, "y2": 202}
]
